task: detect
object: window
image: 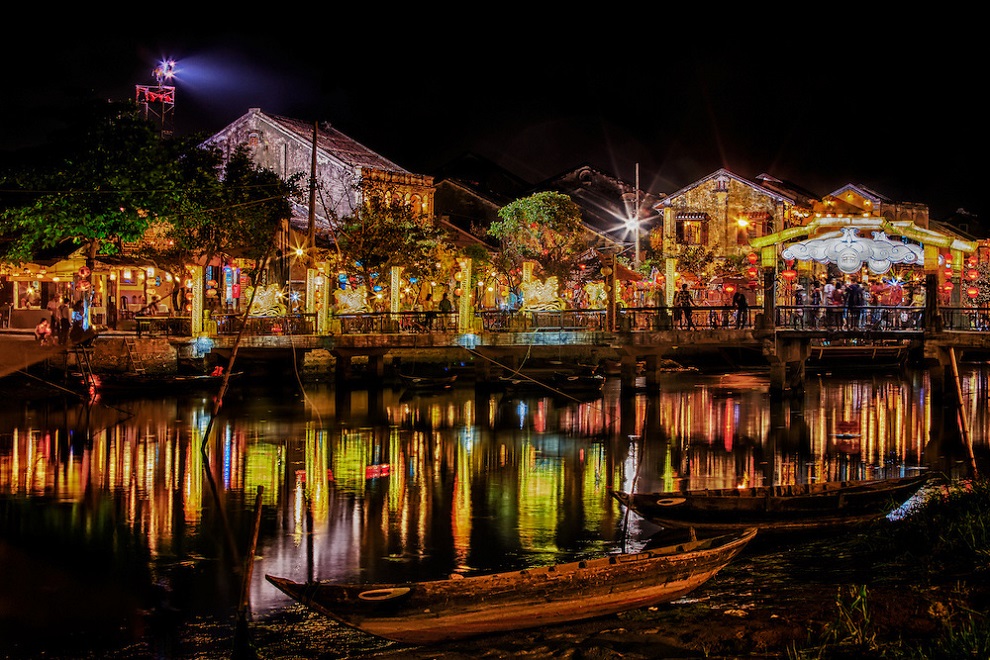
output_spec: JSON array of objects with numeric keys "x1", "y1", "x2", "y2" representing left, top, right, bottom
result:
[{"x1": 676, "y1": 213, "x2": 709, "y2": 246}]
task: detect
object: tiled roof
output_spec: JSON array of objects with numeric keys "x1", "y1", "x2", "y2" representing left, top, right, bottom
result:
[{"x1": 265, "y1": 112, "x2": 409, "y2": 173}]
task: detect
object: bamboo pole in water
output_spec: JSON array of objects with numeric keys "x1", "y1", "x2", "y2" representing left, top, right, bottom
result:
[
  {"x1": 949, "y1": 347, "x2": 979, "y2": 479},
  {"x1": 233, "y1": 486, "x2": 264, "y2": 660}
]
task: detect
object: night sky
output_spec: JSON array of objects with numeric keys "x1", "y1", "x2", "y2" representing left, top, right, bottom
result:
[{"x1": 2, "y1": 13, "x2": 983, "y2": 221}]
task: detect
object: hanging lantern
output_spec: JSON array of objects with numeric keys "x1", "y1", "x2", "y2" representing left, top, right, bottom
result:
[
  {"x1": 454, "y1": 288, "x2": 463, "y2": 297},
  {"x1": 942, "y1": 281, "x2": 954, "y2": 292},
  {"x1": 747, "y1": 252, "x2": 758, "y2": 265},
  {"x1": 781, "y1": 269, "x2": 797, "y2": 282},
  {"x1": 968, "y1": 256, "x2": 978, "y2": 268},
  {"x1": 966, "y1": 269, "x2": 979, "y2": 281},
  {"x1": 78, "y1": 266, "x2": 91, "y2": 278},
  {"x1": 746, "y1": 266, "x2": 758, "y2": 279},
  {"x1": 724, "y1": 283, "x2": 736, "y2": 295},
  {"x1": 967, "y1": 285, "x2": 980, "y2": 298},
  {"x1": 454, "y1": 271, "x2": 463, "y2": 281}
]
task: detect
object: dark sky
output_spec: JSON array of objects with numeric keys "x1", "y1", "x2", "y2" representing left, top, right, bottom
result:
[{"x1": 2, "y1": 13, "x2": 983, "y2": 222}]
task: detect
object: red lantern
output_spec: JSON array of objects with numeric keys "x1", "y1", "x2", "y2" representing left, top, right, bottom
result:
[
  {"x1": 966, "y1": 269, "x2": 979, "y2": 281},
  {"x1": 747, "y1": 253, "x2": 758, "y2": 265},
  {"x1": 724, "y1": 283, "x2": 736, "y2": 295},
  {"x1": 746, "y1": 266, "x2": 758, "y2": 279},
  {"x1": 781, "y1": 269, "x2": 797, "y2": 282},
  {"x1": 942, "y1": 281, "x2": 954, "y2": 292},
  {"x1": 967, "y1": 285, "x2": 980, "y2": 298}
]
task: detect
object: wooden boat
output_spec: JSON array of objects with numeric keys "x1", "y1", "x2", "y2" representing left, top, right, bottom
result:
[
  {"x1": 266, "y1": 527, "x2": 757, "y2": 644},
  {"x1": 85, "y1": 370, "x2": 241, "y2": 394},
  {"x1": 610, "y1": 474, "x2": 934, "y2": 534},
  {"x1": 398, "y1": 372, "x2": 457, "y2": 389},
  {"x1": 551, "y1": 370, "x2": 605, "y2": 395}
]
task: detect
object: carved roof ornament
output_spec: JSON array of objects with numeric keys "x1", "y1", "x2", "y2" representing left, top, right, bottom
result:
[{"x1": 781, "y1": 227, "x2": 924, "y2": 275}]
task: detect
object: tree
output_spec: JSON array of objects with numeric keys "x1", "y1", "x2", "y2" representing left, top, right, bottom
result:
[
  {"x1": 0, "y1": 101, "x2": 298, "y2": 313},
  {"x1": 0, "y1": 101, "x2": 194, "y2": 268},
  {"x1": 489, "y1": 191, "x2": 592, "y2": 294},
  {"x1": 328, "y1": 183, "x2": 456, "y2": 306},
  {"x1": 135, "y1": 145, "x2": 298, "y2": 283}
]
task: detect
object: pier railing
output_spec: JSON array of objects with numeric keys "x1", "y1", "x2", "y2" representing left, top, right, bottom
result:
[{"x1": 126, "y1": 305, "x2": 990, "y2": 338}]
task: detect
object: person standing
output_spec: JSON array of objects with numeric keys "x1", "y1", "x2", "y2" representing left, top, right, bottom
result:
[
  {"x1": 844, "y1": 279, "x2": 865, "y2": 329},
  {"x1": 57, "y1": 297, "x2": 71, "y2": 345},
  {"x1": 809, "y1": 282, "x2": 823, "y2": 328},
  {"x1": 793, "y1": 284, "x2": 807, "y2": 328},
  {"x1": 732, "y1": 289, "x2": 749, "y2": 329},
  {"x1": 438, "y1": 292, "x2": 454, "y2": 330},
  {"x1": 674, "y1": 284, "x2": 696, "y2": 329}
]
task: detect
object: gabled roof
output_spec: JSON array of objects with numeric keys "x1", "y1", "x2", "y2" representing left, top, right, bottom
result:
[
  {"x1": 754, "y1": 173, "x2": 821, "y2": 206},
  {"x1": 432, "y1": 152, "x2": 531, "y2": 205},
  {"x1": 825, "y1": 183, "x2": 893, "y2": 205},
  {"x1": 213, "y1": 108, "x2": 409, "y2": 173},
  {"x1": 528, "y1": 163, "x2": 665, "y2": 244},
  {"x1": 661, "y1": 168, "x2": 799, "y2": 206}
]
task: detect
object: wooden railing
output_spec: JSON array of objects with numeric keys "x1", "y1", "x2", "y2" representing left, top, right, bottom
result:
[{"x1": 122, "y1": 305, "x2": 990, "y2": 338}]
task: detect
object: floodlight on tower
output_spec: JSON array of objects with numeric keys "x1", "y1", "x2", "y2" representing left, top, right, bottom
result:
[{"x1": 136, "y1": 58, "x2": 177, "y2": 138}]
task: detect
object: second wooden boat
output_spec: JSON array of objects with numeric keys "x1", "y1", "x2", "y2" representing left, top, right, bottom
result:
[
  {"x1": 610, "y1": 474, "x2": 934, "y2": 533},
  {"x1": 266, "y1": 527, "x2": 756, "y2": 644}
]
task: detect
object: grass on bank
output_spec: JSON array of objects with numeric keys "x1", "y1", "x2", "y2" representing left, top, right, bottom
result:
[{"x1": 790, "y1": 477, "x2": 990, "y2": 659}]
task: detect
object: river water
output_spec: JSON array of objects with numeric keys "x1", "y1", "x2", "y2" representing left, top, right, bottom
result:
[{"x1": 0, "y1": 363, "x2": 986, "y2": 658}]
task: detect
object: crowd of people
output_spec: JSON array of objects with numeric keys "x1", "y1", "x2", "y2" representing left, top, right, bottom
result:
[{"x1": 664, "y1": 276, "x2": 926, "y2": 331}]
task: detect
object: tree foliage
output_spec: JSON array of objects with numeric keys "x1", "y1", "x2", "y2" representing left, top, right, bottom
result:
[
  {"x1": 0, "y1": 101, "x2": 192, "y2": 265},
  {"x1": 136, "y1": 145, "x2": 298, "y2": 277},
  {"x1": 0, "y1": 100, "x2": 297, "y2": 296},
  {"x1": 489, "y1": 191, "x2": 591, "y2": 289},
  {"x1": 328, "y1": 184, "x2": 456, "y2": 303}
]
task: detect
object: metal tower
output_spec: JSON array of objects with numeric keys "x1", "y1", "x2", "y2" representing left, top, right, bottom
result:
[{"x1": 135, "y1": 60, "x2": 176, "y2": 138}]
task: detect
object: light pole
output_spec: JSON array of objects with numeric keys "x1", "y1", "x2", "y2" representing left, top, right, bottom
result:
[{"x1": 624, "y1": 164, "x2": 641, "y2": 270}]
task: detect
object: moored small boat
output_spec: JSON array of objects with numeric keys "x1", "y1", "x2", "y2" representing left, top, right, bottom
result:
[
  {"x1": 266, "y1": 527, "x2": 756, "y2": 644},
  {"x1": 397, "y1": 372, "x2": 457, "y2": 389},
  {"x1": 610, "y1": 474, "x2": 934, "y2": 534}
]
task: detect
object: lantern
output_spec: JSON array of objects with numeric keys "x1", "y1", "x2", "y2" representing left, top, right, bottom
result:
[
  {"x1": 967, "y1": 285, "x2": 980, "y2": 299},
  {"x1": 454, "y1": 288, "x2": 462, "y2": 297},
  {"x1": 747, "y1": 253, "x2": 758, "y2": 265},
  {"x1": 724, "y1": 283, "x2": 736, "y2": 295},
  {"x1": 966, "y1": 269, "x2": 979, "y2": 282},
  {"x1": 746, "y1": 266, "x2": 758, "y2": 279},
  {"x1": 942, "y1": 281, "x2": 954, "y2": 292},
  {"x1": 781, "y1": 269, "x2": 797, "y2": 282},
  {"x1": 78, "y1": 266, "x2": 91, "y2": 278}
]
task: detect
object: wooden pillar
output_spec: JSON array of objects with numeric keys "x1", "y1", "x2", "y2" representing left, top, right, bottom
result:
[
  {"x1": 619, "y1": 354, "x2": 639, "y2": 395},
  {"x1": 642, "y1": 354, "x2": 661, "y2": 394}
]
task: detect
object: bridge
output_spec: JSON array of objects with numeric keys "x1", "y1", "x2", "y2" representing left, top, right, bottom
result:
[{"x1": 141, "y1": 298, "x2": 990, "y2": 397}]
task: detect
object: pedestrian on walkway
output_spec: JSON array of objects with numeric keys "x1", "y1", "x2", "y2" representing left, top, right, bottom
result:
[
  {"x1": 732, "y1": 289, "x2": 749, "y2": 329},
  {"x1": 674, "y1": 284, "x2": 696, "y2": 329}
]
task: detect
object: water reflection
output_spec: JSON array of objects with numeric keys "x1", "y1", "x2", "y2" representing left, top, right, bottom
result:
[{"x1": 0, "y1": 367, "x2": 985, "y2": 652}]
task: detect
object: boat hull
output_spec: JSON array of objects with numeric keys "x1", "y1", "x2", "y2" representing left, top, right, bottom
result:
[
  {"x1": 611, "y1": 475, "x2": 932, "y2": 533},
  {"x1": 266, "y1": 527, "x2": 756, "y2": 644}
]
